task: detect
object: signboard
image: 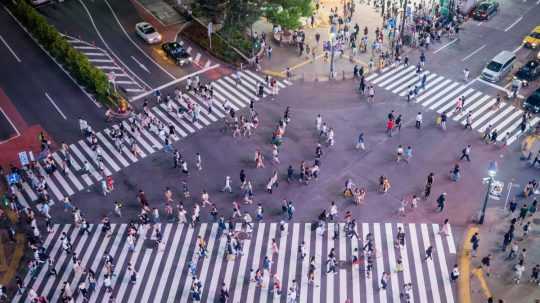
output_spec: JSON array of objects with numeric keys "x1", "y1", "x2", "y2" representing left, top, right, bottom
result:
[
  {"x1": 489, "y1": 180, "x2": 504, "y2": 200},
  {"x1": 7, "y1": 173, "x2": 20, "y2": 185},
  {"x1": 387, "y1": 18, "x2": 396, "y2": 29},
  {"x1": 18, "y1": 151, "x2": 29, "y2": 167}
]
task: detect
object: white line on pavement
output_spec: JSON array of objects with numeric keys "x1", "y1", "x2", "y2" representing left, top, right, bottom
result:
[
  {"x1": 512, "y1": 45, "x2": 523, "y2": 53},
  {"x1": 131, "y1": 56, "x2": 150, "y2": 73},
  {"x1": 461, "y1": 44, "x2": 486, "y2": 61},
  {"x1": 103, "y1": 0, "x2": 176, "y2": 80},
  {"x1": 0, "y1": 105, "x2": 20, "y2": 136},
  {"x1": 0, "y1": 34, "x2": 21, "y2": 62},
  {"x1": 433, "y1": 38, "x2": 457, "y2": 54},
  {"x1": 131, "y1": 64, "x2": 220, "y2": 101},
  {"x1": 44, "y1": 93, "x2": 67, "y2": 120},
  {"x1": 504, "y1": 16, "x2": 523, "y2": 32},
  {"x1": 476, "y1": 77, "x2": 510, "y2": 93}
]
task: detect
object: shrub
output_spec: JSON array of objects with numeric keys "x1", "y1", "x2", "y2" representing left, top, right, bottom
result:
[{"x1": 10, "y1": 0, "x2": 119, "y2": 108}]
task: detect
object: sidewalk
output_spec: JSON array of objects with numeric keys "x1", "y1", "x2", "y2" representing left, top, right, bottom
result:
[
  {"x1": 254, "y1": 0, "x2": 392, "y2": 81},
  {"x1": 465, "y1": 207, "x2": 540, "y2": 303}
]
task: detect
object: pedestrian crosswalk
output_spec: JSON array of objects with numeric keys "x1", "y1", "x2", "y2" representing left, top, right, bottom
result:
[
  {"x1": 14, "y1": 222, "x2": 457, "y2": 303},
  {"x1": 181, "y1": 41, "x2": 213, "y2": 69},
  {"x1": 12, "y1": 71, "x2": 292, "y2": 210},
  {"x1": 365, "y1": 65, "x2": 540, "y2": 145},
  {"x1": 62, "y1": 34, "x2": 148, "y2": 95}
]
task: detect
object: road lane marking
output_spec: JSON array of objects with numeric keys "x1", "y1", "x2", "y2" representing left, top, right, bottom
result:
[
  {"x1": 0, "y1": 106, "x2": 20, "y2": 136},
  {"x1": 504, "y1": 16, "x2": 523, "y2": 32},
  {"x1": 433, "y1": 38, "x2": 458, "y2": 54},
  {"x1": 462, "y1": 44, "x2": 486, "y2": 61},
  {"x1": 77, "y1": 0, "x2": 152, "y2": 90},
  {"x1": 512, "y1": 45, "x2": 522, "y2": 53},
  {"x1": 0, "y1": 34, "x2": 21, "y2": 62},
  {"x1": 131, "y1": 64, "x2": 220, "y2": 101},
  {"x1": 44, "y1": 93, "x2": 67, "y2": 120},
  {"x1": 131, "y1": 56, "x2": 150, "y2": 73},
  {"x1": 103, "y1": 0, "x2": 176, "y2": 80}
]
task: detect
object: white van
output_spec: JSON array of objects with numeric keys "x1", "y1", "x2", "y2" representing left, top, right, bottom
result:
[{"x1": 481, "y1": 51, "x2": 516, "y2": 82}]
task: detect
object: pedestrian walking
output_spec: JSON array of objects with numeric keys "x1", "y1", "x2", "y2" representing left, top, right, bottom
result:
[
  {"x1": 415, "y1": 112, "x2": 423, "y2": 129},
  {"x1": 424, "y1": 245, "x2": 434, "y2": 261},
  {"x1": 460, "y1": 145, "x2": 471, "y2": 161},
  {"x1": 471, "y1": 232, "x2": 480, "y2": 257},
  {"x1": 450, "y1": 264, "x2": 460, "y2": 282},
  {"x1": 481, "y1": 254, "x2": 492, "y2": 276},
  {"x1": 355, "y1": 132, "x2": 365, "y2": 150},
  {"x1": 514, "y1": 260, "x2": 525, "y2": 284},
  {"x1": 436, "y1": 193, "x2": 447, "y2": 212},
  {"x1": 463, "y1": 68, "x2": 470, "y2": 82}
]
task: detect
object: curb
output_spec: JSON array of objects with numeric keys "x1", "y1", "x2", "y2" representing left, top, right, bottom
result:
[{"x1": 458, "y1": 225, "x2": 478, "y2": 303}]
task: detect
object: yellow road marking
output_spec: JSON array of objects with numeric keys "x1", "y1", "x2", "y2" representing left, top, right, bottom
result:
[
  {"x1": 458, "y1": 225, "x2": 478, "y2": 303},
  {"x1": 0, "y1": 233, "x2": 25, "y2": 285},
  {"x1": 472, "y1": 266, "x2": 493, "y2": 298}
]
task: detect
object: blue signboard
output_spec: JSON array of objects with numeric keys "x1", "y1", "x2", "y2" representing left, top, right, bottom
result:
[{"x1": 7, "y1": 173, "x2": 20, "y2": 185}]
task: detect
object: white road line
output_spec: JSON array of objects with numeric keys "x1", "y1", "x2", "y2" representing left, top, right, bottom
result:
[
  {"x1": 338, "y1": 223, "x2": 347, "y2": 303},
  {"x1": 376, "y1": 65, "x2": 416, "y2": 86},
  {"x1": 326, "y1": 223, "x2": 335, "y2": 303},
  {"x1": 213, "y1": 83, "x2": 247, "y2": 109},
  {"x1": 120, "y1": 121, "x2": 153, "y2": 154},
  {"x1": 370, "y1": 65, "x2": 408, "y2": 84},
  {"x1": 239, "y1": 71, "x2": 272, "y2": 95},
  {"x1": 96, "y1": 65, "x2": 122, "y2": 70},
  {"x1": 217, "y1": 79, "x2": 252, "y2": 104},
  {"x1": 427, "y1": 83, "x2": 468, "y2": 109},
  {"x1": 88, "y1": 58, "x2": 114, "y2": 63},
  {"x1": 504, "y1": 16, "x2": 523, "y2": 32},
  {"x1": 76, "y1": 141, "x2": 112, "y2": 177},
  {"x1": 384, "y1": 224, "x2": 400, "y2": 302},
  {"x1": 95, "y1": 132, "x2": 130, "y2": 167},
  {"x1": 272, "y1": 223, "x2": 288, "y2": 303},
  {"x1": 49, "y1": 162, "x2": 75, "y2": 195},
  {"x1": 83, "y1": 52, "x2": 108, "y2": 56},
  {"x1": 22, "y1": 182, "x2": 38, "y2": 201},
  {"x1": 508, "y1": 117, "x2": 540, "y2": 144},
  {"x1": 131, "y1": 55, "x2": 150, "y2": 73},
  {"x1": 476, "y1": 78, "x2": 510, "y2": 93},
  {"x1": 178, "y1": 225, "x2": 209, "y2": 302},
  {"x1": 298, "y1": 223, "x2": 311, "y2": 303},
  {"x1": 13, "y1": 190, "x2": 29, "y2": 209},
  {"x1": 131, "y1": 64, "x2": 220, "y2": 101},
  {"x1": 140, "y1": 225, "x2": 173, "y2": 302},
  {"x1": 446, "y1": 225, "x2": 457, "y2": 254},
  {"x1": 285, "y1": 223, "x2": 300, "y2": 303},
  {"x1": 125, "y1": 88, "x2": 146, "y2": 93},
  {"x1": 396, "y1": 224, "x2": 414, "y2": 302},
  {"x1": 461, "y1": 45, "x2": 486, "y2": 61},
  {"x1": 192, "y1": 224, "x2": 219, "y2": 303},
  {"x1": 244, "y1": 69, "x2": 287, "y2": 89},
  {"x1": 244, "y1": 223, "x2": 267, "y2": 303},
  {"x1": 433, "y1": 225, "x2": 455, "y2": 303},
  {"x1": 416, "y1": 79, "x2": 452, "y2": 103},
  {"x1": 452, "y1": 95, "x2": 490, "y2": 120},
  {"x1": 45, "y1": 93, "x2": 67, "y2": 120},
  {"x1": 436, "y1": 88, "x2": 475, "y2": 114},
  {"x1": 186, "y1": 93, "x2": 224, "y2": 119},
  {"x1": 420, "y1": 224, "x2": 441, "y2": 303},
  {"x1": 384, "y1": 69, "x2": 420, "y2": 91},
  {"x1": 206, "y1": 225, "x2": 229, "y2": 302},
  {"x1": 421, "y1": 82, "x2": 461, "y2": 107},
  {"x1": 14, "y1": 225, "x2": 69, "y2": 303},
  {"x1": 128, "y1": 117, "x2": 164, "y2": 148},
  {"x1": 213, "y1": 90, "x2": 240, "y2": 111},
  {"x1": 365, "y1": 72, "x2": 379, "y2": 81},
  {"x1": 512, "y1": 45, "x2": 523, "y2": 53},
  {"x1": 73, "y1": 46, "x2": 99, "y2": 50},
  {"x1": 362, "y1": 223, "x2": 374, "y2": 303},
  {"x1": 103, "y1": 0, "x2": 175, "y2": 80},
  {"x1": 373, "y1": 223, "x2": 387, "y2": 303},
  {"x1": 409, "y1": 224, "x2": 428, "y2": 303},
  {"x1": 351, "y1": 224, "x2": 361, "y2": 303},
  {"x1": 393, "y1": 72, "x2": 432, "y2": 95},
  {"x1": 151, "y1": 107, "x2": 186, "y2": 138},
  {"x1": 378, "y1": 65, "x2": 417, "y2": 88},
  {"x1": 102, "y1": 129, "x2": 138, "y2": 162},
  {"x1": 494, "y1": 109, "x2": 522, "y2": 133},
  {"x1": 166, "y1": 224, "x2": 196, "y2": 303},
  {"x1": 433, "y1": 38, "x2": 458, "y2": 54},
  {"x1": 220, "y1": 224, "x2": 242, "y2": 295},
  {"x1": 258, "y1": 223, "x2": 277, "y2": 303},
  {"x1": 223, "y1": 76, "x2": 259, "y2": 100},
  {"x1": 159, "y1": 103, "x2": 196, "y2": 133},
  {"x1": 153, "y1": 224, "x2": 184, "y2": 301},
  {"x1": 36, "y1": 164, "x2": 65, "y2": 200},
  {"x1": 408, "y1": 75, "x2": 445, "y2": 97},
  {"x1": 231, "y1": 223, "x2": 258, "y2": 303},
  {"x1": 204, "y1": 60, "x2": 212, "y2": 68},
  {"x1": 84, "y1": 139, "x2": 120, "y2": 172},
  {"x1": 51, "y1": 153, "x2": 85, "y2": 190},
  {"x1": 0, "y1": 34, "x2": 21, "y2": 62},
  {"x1": 313, "y1": 223, "x2": 322, "y2": 303},
  {"x1": 0, "y1": 105, "x2": 20, "y2": 136},
  {"x1": 465, "y1": 98, "x2": 497, "y2": 123},
  {"x1": 114, "y1": 80, "x2": 139, "y2": 85},
  {"x1": 475, "y1": 104, "x2": 512, "y2": 131}
]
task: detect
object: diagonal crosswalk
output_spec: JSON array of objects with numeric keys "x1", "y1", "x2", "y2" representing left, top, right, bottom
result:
[
  {"x1": 366, "y1": 65, "x2": 539, "y2": 145},
  {"x1": 11, "y1": 72, "x2": 292, "y2": 211},
  {"x1": 62, "y1": 34, "x2": 147, "y2": 94},
  {"x1": 15, "y1": 222, "x2": 457, "y2": 303}
]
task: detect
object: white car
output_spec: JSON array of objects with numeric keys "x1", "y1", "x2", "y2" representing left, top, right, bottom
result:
[{"x1": 135, "y1": 22, "x2": 162, "y2": 44}]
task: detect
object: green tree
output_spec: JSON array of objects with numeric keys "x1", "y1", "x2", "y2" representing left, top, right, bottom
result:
[
  {"x1": 222, "y1": 0, "x2": 263, "y2": 34},
  {"x1": 265, "y1": 0, "x2": 313, "y2": 30}
]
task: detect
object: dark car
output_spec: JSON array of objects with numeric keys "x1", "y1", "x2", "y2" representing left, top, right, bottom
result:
[
  {"x1": 523, "y1": 88, "x2": 540, "y2": 114},
  {"x1": 515, "y1": 60, "x2": 540, "y2": 84},
  {"x1": 162, "y1": 42, "x2": 192, "y2": 66},
  {"x1": 472, "y1": 1, "x2": 499, "y2": 20}
]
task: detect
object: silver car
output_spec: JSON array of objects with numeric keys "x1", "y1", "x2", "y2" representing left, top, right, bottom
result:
[{"x1": 135, "y1": 22, "x2": 162, "y2": 44}]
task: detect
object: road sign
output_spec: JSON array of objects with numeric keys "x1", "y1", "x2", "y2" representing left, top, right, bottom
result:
[
  {"x1": 7, "y1": 173, "x2": 20, "y2": 185},
  {"x1": 489, "y1": 180, "x2": 504, "y2": 200},
  {"x1": 18, "y1": 151, "x2": 29, "y2": 167}
]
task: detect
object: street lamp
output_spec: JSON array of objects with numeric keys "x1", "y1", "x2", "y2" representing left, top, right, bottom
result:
[
  {"x1": 329, "y1": 32, "x2": 335, "y2": 79},
  {"x1": 478, "y1": 161, "x2": 498, "y2": 224}
]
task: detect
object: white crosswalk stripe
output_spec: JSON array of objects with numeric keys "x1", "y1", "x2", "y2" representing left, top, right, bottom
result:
[
  {"x1": 366, "y1": 65, "x2": 538, "y2": 145},
  {"x1": 12, "y1": 73, "x2": 291, "y2": 214},
  {"x1": 16, "y1": 222, "x2": 457, "y2": 303}
]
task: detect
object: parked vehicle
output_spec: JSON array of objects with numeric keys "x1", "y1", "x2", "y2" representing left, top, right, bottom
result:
[
  {"x1": 472, "y1": 1, "x2": 499, "y2": 21},
  {"x1": 135, "y1": 22, "x2": 162, "y2": 44},
  {"x1": 523, "y1": 88, "x2": 540, "y2": 114},
  {"x1": 523, "y1": 26, "x2": 540, "y2": 49},
  {"x1": 515, "y1": 60, "x2": 540, "y2": 86},
  {"x1": 481, "y1": 50, "x2": 516, "y2": 82},
  {"x1": 162, "y1": 42, "x2": 192, "y2": 66}
]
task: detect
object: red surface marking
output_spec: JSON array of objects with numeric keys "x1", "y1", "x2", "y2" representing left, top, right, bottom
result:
[
  {"x1": 0, "y1": 125, "x2": 57, "y2": 169},
  {"x1": 128, "y1": 0, "x2": 181, "y2": 41},
  {"x1": 0, "y1": 88, "x2": 29, "y2": 133}
]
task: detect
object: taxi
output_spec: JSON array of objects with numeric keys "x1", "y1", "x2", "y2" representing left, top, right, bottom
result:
[{"x1": 523, "y1": 26, "x2": 540, "y2": 49}]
